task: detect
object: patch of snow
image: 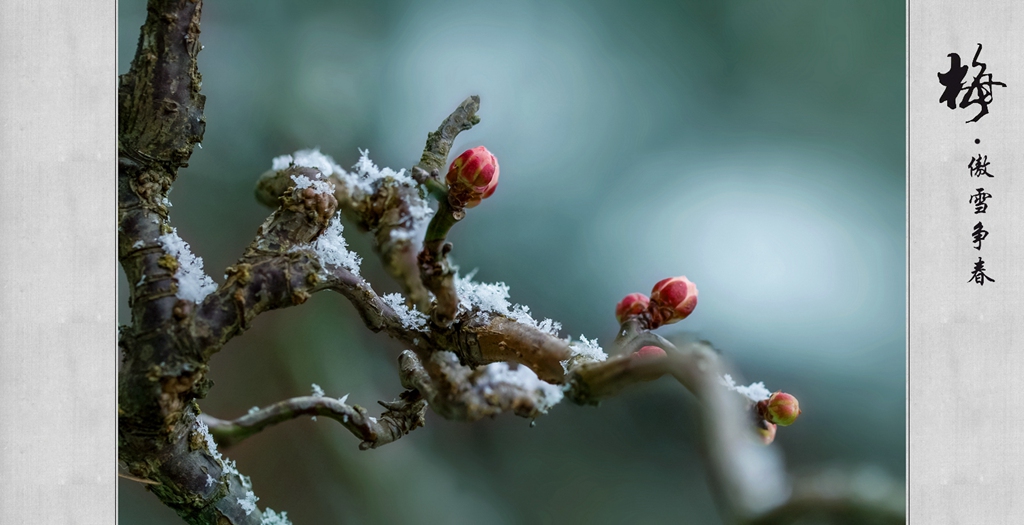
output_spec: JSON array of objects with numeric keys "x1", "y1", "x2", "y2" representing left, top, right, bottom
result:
[
  {"x1": 307, "y1": 214, "x2": 361, "y2": 274},
  {"x1": 271, "y1": 148, "x2": 337, "y2": 177},
  {"x1": 261, "y1": 508, "x2": 292, "y2": 525},
  {"x1": 271, "y1": 154, "x2": 293, "y2": 171},
  {"x1": 453, "y1": 271, "x2": 562, "y2": 336},
  {"x1": 562, "y1": 335, "x2": 607, "y2": 371},
  {"x1": 338, "y1": 148, "x2": 417, "y2": 194},
  {"x1": 157, "y1": 228, "x2": 218, "y2": 303},
  {"x1": 237, "y1": 490, "x2": 259, "y2": 515},
  {"x1": 382, "y1": 293, "x2": 428, "y2": 330},
  {"x1": 311, "y1": 383, "x2": 325, "y2": 397},
  {"x1": 247, "y1": 406, "x2": 260, "y2": 416},
  {"x1": 720, "y1": 374, "x2": 772, "y2": 402},
  {"x1": 338, "y1": 394, "x2": 349, "y2": 404},
  {"x1": 290, "y1": 173, "x2": 334, "y2": 196},
  {"x1": 476, "y1": 361, "x2": 564, "y2": 413}
]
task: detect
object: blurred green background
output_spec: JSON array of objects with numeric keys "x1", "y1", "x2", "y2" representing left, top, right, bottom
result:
[{"x1": 118, "y1": 0, "x2": 905, "y2": 523}]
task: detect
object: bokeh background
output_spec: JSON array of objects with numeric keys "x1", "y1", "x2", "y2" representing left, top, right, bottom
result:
[{"x1": 117, "y1": 1, "x2": 905, "y2": 523}]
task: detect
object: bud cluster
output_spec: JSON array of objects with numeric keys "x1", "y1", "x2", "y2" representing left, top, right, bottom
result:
[
  {"x1": 614, "y1": 276, "x2": 699, "y2": 328},
  {"x1": 445, "y1": 146, "x2": 499, "y2": 208}
]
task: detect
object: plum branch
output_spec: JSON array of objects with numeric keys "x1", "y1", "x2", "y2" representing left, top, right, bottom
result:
[
  {"x1": 200, "y1": 391, "x2": 427, "y2": 451},
  {"x1": 117, "y1": 1, "x2": 902, "y2": 524}
]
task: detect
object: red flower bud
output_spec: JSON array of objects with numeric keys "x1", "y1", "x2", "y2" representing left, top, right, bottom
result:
[
  {"x1": 756, "y1": 419, "x2": 777, "y2": 445},
  {"x1": 446, "y1": 146, "x2": 499, "y2": 208},
  {"x1": 615, "y1": 293, "x2": 650, "y2": 324},
  {"x1": 632, "y1": 345, "x2": 666, "y2": 359},
  {"x1": 649, "y1": 276, "x2": 698, "y2": 326},
  {"x1": 758, "y1": 391, "x2": 801, "y2": 426}
]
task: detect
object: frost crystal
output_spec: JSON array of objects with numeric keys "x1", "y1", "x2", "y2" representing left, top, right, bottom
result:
[
  {"x1": 477, "y1": 362, "x2": 564, "y2": 413},
  {"x1": 562, "y1": 335, "x2": 608, "y2": 371},
  {"x1": 248, "y1": 406, "x2": 260, "y2": 416},
  {"x1": 195, "y1": 420, "x2": 253, "y2": 493},
  {"x1": 720, "y1": 374, "x2": 772, "y2": 402},
  {"x1": 381, "y1": 293, "x2": 428, "y2": 330},
  {"x1": 261, "y1": 508, "x2": 292, "y2": 525},
  {"x1": 453, "y1": 272, "x2": 562, "y2": 336},
  {"x1": 238, "y1": 490, "x2": 259, "y2": 515},
  {"x1": 311, "y1": 383, "x2": 325, "y2": 397},
  {"x1": 338, "y1": 393, "x2": 349, "y2": 404},
  {"x1": 309, "y1": 214, "x2": 361, "y2": 274},
  {"x1": 271, "y1": 148, "x2": 337, "y2": 177},
  {"x1": 157, "y1": 229, "x2": 218, "y2": 303},
  {"x1": 290, "y1": 173, "x2": 333, "y2": 196},
  {"x1": 132, "y1": 240, "x2": 144, "y2": 249},
  {"x1": 338, "y1": 148, "x2": 417, "y2": 193},
  {"x1": 205, "y1": 474, "x2": 215, "y2": 487}
]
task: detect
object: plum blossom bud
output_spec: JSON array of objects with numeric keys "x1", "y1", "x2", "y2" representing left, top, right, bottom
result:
[
  {"x1": 632, "y1": 345, "x2": 666, "y2": 359},
  {"x1": 757, "y1": 391, "x2": 801, "y2": 427},
  {"x1": 615, "y1": 293, "x2": 650, "y2": 324},
  {"x1": 445, "y1": 146, "x2": 499, "y2": 208},
  {"x1": 756, "y1": 419, "x2": 777, "y2": 445},
  {"x1": 649, "y1": 276, "x2": 698, "y2": 326}
]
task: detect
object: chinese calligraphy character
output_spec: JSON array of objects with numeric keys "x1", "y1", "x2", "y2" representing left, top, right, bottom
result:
[
  {"x1": 938, "y1": 52, "x2": 968, "y2": 109},
  {"x1": 968, "y1": 155, "x2": 994, "y2": 178},
  {"x1": 969, "y1": 188, "x2": 992, "y2": 213},
  {"x1": 971, "y1": 222, "x2": 988, "y2": 250},
  {"x1": 969, "y1": 257, "x2": 995, "y2": 285},
  {"x1": 937, "y1": 43, "x2": 1007, "y2": 123}
]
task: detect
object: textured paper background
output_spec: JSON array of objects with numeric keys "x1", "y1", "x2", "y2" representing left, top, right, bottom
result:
[
  {"x1": 0, "y1": 1, "x2": 116, "y2": 523},
  {"x1": 909, "y1": 0, "x2": 1024, "y2": 522}
]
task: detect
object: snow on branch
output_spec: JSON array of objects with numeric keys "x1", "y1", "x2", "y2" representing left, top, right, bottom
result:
[
  {"x1": 309, "y1": 214, "x2": 362, "y2": 274},
  {"x1": 720, "y1": 374, "x2": 772, "y2": 402},
  {"x1": 200, "y1": 392, "x2": 427, "y2": 451},
  {"x1": 157, "y1": 228, "x2": 218, "y2": 303},
  {"x1": 454, "y1": 271, "x2": 563, "y2": 336}
]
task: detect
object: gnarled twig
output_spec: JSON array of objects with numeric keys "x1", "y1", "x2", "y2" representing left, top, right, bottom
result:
[{"x1": 200, "y1": 392, "x2": 427, "y2": 450}]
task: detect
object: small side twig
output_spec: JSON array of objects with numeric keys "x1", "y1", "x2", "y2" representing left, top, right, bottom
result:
[
  {"x1": 415, "y1": 96, "x2": 481, "y2": 327},
  {"x1": 200, "y1": 391, "x2": 427, "y2": 450}
]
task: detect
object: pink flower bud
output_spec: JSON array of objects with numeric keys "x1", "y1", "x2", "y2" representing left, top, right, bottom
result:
[
  {"x1": 632, "y1": 345, "x2": 666, "y2": 359},
  {"x1": 649, "y1": 276, "x2": 698, "y2": 326},
  {"x1": 756, "y1": 419, "x2": 777, "y2": 445},
  {"x1": 757, "y1": 391, "x2": 801, "y2": 427},
  {"x1": 615, "y1": 293, "x2": 650, "y2": 324},
  {"x1": 446, "y1": 146, "x2": 499, "y2": 208}
]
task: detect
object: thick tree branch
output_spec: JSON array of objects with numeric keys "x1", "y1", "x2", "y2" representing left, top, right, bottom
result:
[
  {"x1": 200, "y1": 391, "x2": 427, "y2": 450},
  {"x1": 117, "y1": 2, "x2": 273, "y2": 523}
]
